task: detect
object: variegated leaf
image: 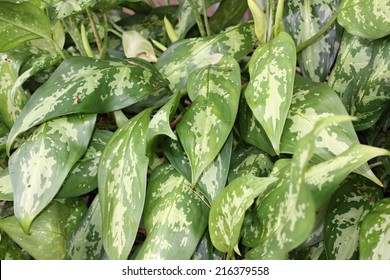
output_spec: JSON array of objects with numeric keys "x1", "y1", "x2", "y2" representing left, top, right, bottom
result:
[
  {"x1": 162, "y1": 138, "x2": 192, "y2": 182},
  {"x1": 156, "y1": 22, "x2": 255, "y2": 93},
  {"x1": 59, "y1": 198, "x2": 88, "y2": 237},
  {"x1": 0, "y1": 168, "x2": 13, "y2": 201},
  {"x1": 283, "y1": 0, "x2": 342, "y2": 82},
  {"x1": 57, "y1": 129, "x2": 113, "y2": 198},
  {"x1": 209, "y1": 175, "x2": 277, "y2": 256},
  {"x1": 136, "y1": 164, "x2": 209, "y2": 260},
  {"x1": 209, "y1": 0, "x2": 248, "y2": 34},
  {"x1": 197, "y1": 134, "x2": 232, "y2": 205},
  {"x1": 348, "y1": 38, "x2": 390, "y2": 131},
  {"x1": 328, "y1": 32, "x2": 374, "y2": 108},
  {"x1": 324, "y1": 175, "x2": 383, "y2": 260},
  {"x1": 240, "y1": 207, "x2": 262, "y2": 248},
  {"x1": 228, "y1": 145, "x2": 273, "y2": 183},
  {"x1": 0, "y1": 201, "x2": 68, "y2": 260},
  {"x1": 338, "y1": 0, "x2": 390, "y2": 40},
  {"x1": 244, "y1": 31, "x2": 296, "y2": 155},
  {"x1": 238, "y1": 96, "x2": 275, "y2": 156},
  {"x1": 192, "y1": 232, "x2": 223, "y2": 260},
  {"x1": 7, "y1": 57, "x2": 168, "y2": 150},
  {"x1": 98, "y1": 109, "x2": 151, "y2": 260},
  {"x1": 0, "y1": 54, "x2": 28, "y2": 128},
  {"x1": 359, "y1": 198, "x2": 390, "y2": 260},
  {"x1": 177, "y1": 56, "x2": 240, "y2": 185},
  {"x1": 0, "y1": 2, "x2": 52, "y2": 52},
  {"x1": 67, "y1": 195, "x2": 104, "y2": 260},
  {"x1": 247, "y1": 117, "x2": 350, "y2": 259},
  {"x1": 0, "y1": 231, "x2": 31, "y2": 260},
  {"x1": 0, "y1": 120, "x2": 9, "y2": 151},
  {"x1": 305, "y1": 144, "x2": 390, "y2": 208},
  {"x1": 48, "y1": 0, "x2": 96, "y2": 20},
  {"x1": 281, "y1": 75, "x2": 381, "y2": 185},
  {"x1": 9, "y1": 114, "x2": 96, "y2": 233},
  {"x1": 146, "y1": 92, "x2": 180, "y2": 154},
  {"x1": 289, "y1": 241, "x2": 326, "y2": 260}
]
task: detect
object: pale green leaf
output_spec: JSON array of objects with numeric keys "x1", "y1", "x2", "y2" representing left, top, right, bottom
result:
[
  {"x1": 156, "y1": 22, "x2": 255, "y2": 93},
  {"x1": 209, "y1": 175, "x2": 277, "y2": 256},
  {"x1": 0, "y1": 2, "x2": 52, "y2": 51},
  {"x1": 67, "y1": 195, "x2": 104, "y2": 260},
  {"x1": 9, "y1": 114, "x2": 96, "y2": 233},
  {"x1": 0, "y1": 168, "x2": 12, "y2": 201},
  {"x1": 244, "y1": 31, "x2": 296, "y2": 154},
  {"x1": 98, "y1": 109, "x2": 151, "y2": 260},
  {"x1": 122, "y1": 30, "x2": 157, "y2": 63},
  {"x1": 177, "y1": 56, "x2": 240, "y2": 185},
  {"x1": 136, "y1": 164, "x2": 209, "y2": 260},
  {"x1": 324, "y1": 175, "x2": 383, "y2": 260},
  {"x1": 360, "y1": 198, "x2": 390, "y2": 260},
  {"x1": 338, "y1": 0, "x2": 390, "y2": 40},
  {"x1": 7, "y1": 57, "x2": 168, "y2": 150},
  {"x1": 48, "y1": 0, "x2": 96, "y2": 20},
  {"x1": 0, "y1": 201, "x2": 68, "y2": 260}
]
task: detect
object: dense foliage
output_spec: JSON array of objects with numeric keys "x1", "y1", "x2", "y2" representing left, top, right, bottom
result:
[{"x1": 0, "y1": 0, "x2": 389, "y2": 260}]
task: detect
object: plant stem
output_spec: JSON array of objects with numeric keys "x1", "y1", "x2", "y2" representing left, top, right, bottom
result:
[
  {"x1": 188, "y1": 0, "x2": 207, "y2": 37},
  {"x1": 62, "y1": 18, "x2": 87, "y2": 56},
  {"x1": 100, "y1": 13, "x2": 109, "y2": 59},
  {"x1": 87, "y1": 9, "x2": 103, "y2": 55},
  {"x1": 296, "y1": 11, "x2": 339, "y2": 53},
  {"x1": 202, "y1": 0, "x2": 211, "y2": 36},
  {"x1": 273, "y1": 0, "x2": 284, "y2": 37}
]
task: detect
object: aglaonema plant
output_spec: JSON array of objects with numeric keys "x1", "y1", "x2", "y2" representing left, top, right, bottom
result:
[{"x1": 0, "y1": 0, "x2": 389, "y2": 260}]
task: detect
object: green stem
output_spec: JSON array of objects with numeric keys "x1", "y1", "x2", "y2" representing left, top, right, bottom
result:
[
  {"x1": 296, "y1": 11, "x2": 339, "y2": 53},
  {"x1": 202, "y1": 0, "x2": 211, "y2": 36},
  {"x1": 188, "y1": 0, "x2": 207, "y2": 38},
  {"x1": 100, "y1": 13, "x2": 109, "y2": 59},
  {"x1": 273, "y1": 0, "x2": 284, "y2": 38},
  {"x1": 87, "y1": 9, "x2": 103, "y2": 55}
]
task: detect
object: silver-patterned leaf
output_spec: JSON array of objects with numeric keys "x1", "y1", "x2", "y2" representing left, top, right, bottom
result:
[
  {"x1": 156, "y1": 22, "x2": 255, "y2": 93},
  {"x1": 281, "y1": 75, "x2": 381, "y2": 185},
  {"x1": 338, "y1": 0, "x2": 390, "y2": 40},
  {"x1": 209, "y1": 175, "x2": 277, "y2": 256},
  {"x1": 244, "y1": 31, "x2": 296, "y2": 155},
  {"x1": 56, "y1": 129, "x2": 113, "y2": 198},
  {"x1": 324, "y1": 175, "x2": 383, "y2": 260},
  {"x1": 0, "y1": 168, "x2": 12, "y2": 201},
  {"x1": 6, "y1": 57, "x2": 168, "y2": 150},
  {"x1": 328, "y1": 32, "x2": 374, "y2": 108},
  {"x1": 67, "y1": 195, "x2": 104, "y2": 260},
  {"x1": 177, "y1": 56, "x2": 241, "y2": 185},
  {"x1": 0, "y1": 201, "x2": 68, "y2": 260},
  {"x1": 98, "y1": 109, "x2": 151, "y2": 260},
  {"x1": 228, "y1": 145, "x2": 273, "y2": 183},
  {"x1": 0, "y1": 54, "x2": 28, "y2": 128},
  {"x1": 136, "y1": 164, "x2": 209, "y2": 260},
  {"x1": 48, "y1": 0, "x2": 97, "y2": 20},
  {"x1": 247, "y1": 117, "x2": 350, "y2": 259},
  {"x1": 283, "y1": 0, "x2": 342, "y2": 82},
  {"x1": 359, "y1": 198, "x2": 390, "y2": 260},
  {"x1": 9, "y1": 114, "x2": 96, "y2": 233}
]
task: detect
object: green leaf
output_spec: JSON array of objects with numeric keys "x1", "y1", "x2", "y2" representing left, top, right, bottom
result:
[
  {"x1": 209, "y1": 0, "x2": 249, "y2": 34},
  {"x1": 283, "y1": 0, "x2": 342, "y2": 82},
  {"x1": 328, "y1": 32, "x2": 374, "y2": 107},
  {"x1": 58, "y1": 198, "x2": 88, "y2": 238},
  {"x1": 56, "y1": 129, "x2": 113, "y2": 198},
  {"x1": 324, "y1": 175, "x2": 383, "y2": 260},
  {"x1": 289, "y1": 241, "x2": 326, "y2": 260},
  {"x1": 348, "y1": 38, "x2": 390, "y2": 131},
  {"x1": 244, "y1": 31, "x2": 296, "y2": 155},
  {"x1": 209, "y1": 175, "x2": 277, "y2": 257},
  {"x1": 281, "y1": 75, "x2": 380, "y2": 185},
  {"x1": 0, "y1": 168, "x2": 12, "y2": 201},
  {"x1": 98, "y1": 109, "x2": 151, "y2": 260},
  {"x1": 48, "y1": 0, "x2": 96, "y2": 20},
  {"x1": 122, "y1": 30, "x2": 157, "y2": 63},
  {"x1": 162, "y1": 138, "x2": 192, "y2": 182},
  {"x1": 247, "y1": 117, "x2": 350, "y2": 259},
  {"x1": 240, "y1": 207, "x2": 262, "y2": 248},
  {"x1": 0, "y1": 231, "x2": 31, "y2": 260},
  {"x1": 360, "y1": 198, "x2": 390, "y2": 260},
  {"x1": 305, "y1": 144, "x2": 390, "y2": 208},
  {"x1": 0, "y1": 2, "x2": 52, "y2": 52},
  {"x1": 197, "y1": 133, "x2": 232, "y2": 205},
  {"x1": 67, "y1": 195, "x2": 104, "y2": 260},
  {"x1": 177, "y1": 56, "x2": 241, "y2": 185},
  {"x1": 0, "y1": 54, "x2": 28, "y2": 128},
  {"x1": 228, "y1": 145, "x2": 273, "y2": 183},
  {"x1": 136, "y1": 164, "x2": 209, "y2": 260},
  {"x1": 338, "y1": 0, "x2": 390, "y2": 40},
  {"x1": 7, "y1": 57, "x2": 168, "y2": 150},
  {"x1": 0, "y1": 201, "x2": 68, "y2": 260},
  {"x1": 9, "y1": 114, "x2": 96, "y2": 233},
  {"x1": 156, "y1": 22, "x2": 255, "y2": 93}
]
